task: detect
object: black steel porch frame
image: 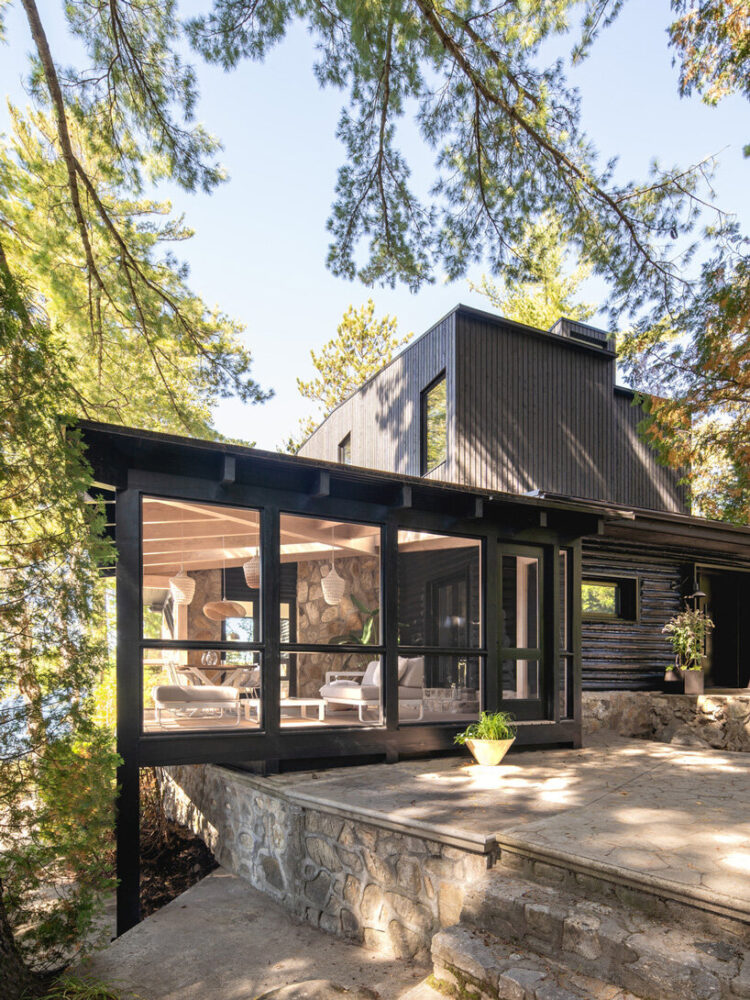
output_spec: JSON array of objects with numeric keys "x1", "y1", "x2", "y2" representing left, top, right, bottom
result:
[{"x1": 115, "y1": 465, "x2": 586, "y2": 935}]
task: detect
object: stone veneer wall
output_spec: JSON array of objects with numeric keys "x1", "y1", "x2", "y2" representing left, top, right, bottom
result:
[
  {"x1": 159, "y1": 763, "x2": 488, "y2": 961},
  {"x1": 185, "y1": 569, "x2": 221, "y2": 664},
  {"x1": 583, "y1": 691, "x2": 750, "y2": 751},
  {"x1": 296, "y1": 555, "x2": 380, "y2": 697}
]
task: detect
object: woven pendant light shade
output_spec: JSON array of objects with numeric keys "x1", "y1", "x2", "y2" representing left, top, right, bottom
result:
[
  {"x1": 169, "y1": 568, "x2": 195, "y2": 606},
  {"x1": 321, "y1": 564, "x2": 346, "y2": 606},
  {"x1": 243, "y1": 554, "x2": 261, "y2": 589},
  {"x1": 202, "y1": 599, "x2": 246, "y2": 621}
]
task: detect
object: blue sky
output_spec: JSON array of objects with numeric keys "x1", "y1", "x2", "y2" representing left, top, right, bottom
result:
[{"x1": 2, "y1": 1, "x2": 748, "y2": 449}]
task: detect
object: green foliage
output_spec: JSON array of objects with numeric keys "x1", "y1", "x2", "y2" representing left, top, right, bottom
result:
[
  {"x1": 454, "y1": 711, "x2": 517, "y2": 744},
  {"x1": 0, "y1": 261, "x2": 120, "y2": 974},
  {"x1": 619, "y1": 240, "x2": 750, "y2": 522},
  {"x1": 287, "y1": 299, "x2": 411, "y2": 450},
  {"x1": 669, "y1": 0, "x2": 750, "y2": 152},
  {"x1": 662, "y1": 606, "x2": 715, "y2": 670},
  {"x1": 0, "y1": 108, "x2": 268, "y2": 436},
  {"x1": 330, "y1": 595, "x2": 380, "y2": 646},
  {"x1": 581, "y1": 582, "x2": 618, "y2": 616},
  {"x1": 41, "y1": 974, "x2": 123, "y2": 1000},
  {"x1": 471, "y1": 214, "x2": 596, "y2": 330},
  {"x1": 189, "y1": 0, "x2": 711, "y2": 310}
]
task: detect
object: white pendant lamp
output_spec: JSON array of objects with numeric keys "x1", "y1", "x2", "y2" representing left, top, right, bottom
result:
[
  {"x1": 243, "y1": 546, "x2": 261, "y2": 589},
  {"x1": 321, "y1": 525, "x2": 345, "y2": 606},
  {"x1": 169, "y1": 510, "x2": 195, "y2": 605}
]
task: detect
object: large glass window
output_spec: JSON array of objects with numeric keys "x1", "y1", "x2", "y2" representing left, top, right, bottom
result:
[
  {"x1": 397, "y1": 529, "x2": 482, "y2": 723},
  {"x1": 279, "y1": 514, "x2": 382, "y2": 728},
  {"x1": 421, "y1": 373, "x2": 447, "y2": 474},
  {"x1": 141, "y1": 498, "x2": 263, "y2": 733}
]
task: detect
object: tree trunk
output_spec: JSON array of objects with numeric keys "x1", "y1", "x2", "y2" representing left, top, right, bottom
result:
[{"x1": 0, "y1": 877, "x2": 39, "y2": 1000}]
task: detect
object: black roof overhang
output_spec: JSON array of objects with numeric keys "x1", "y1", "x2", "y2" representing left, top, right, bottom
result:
[{"x1": 77, "y1": 420, "x2": 619, "y2": 537}]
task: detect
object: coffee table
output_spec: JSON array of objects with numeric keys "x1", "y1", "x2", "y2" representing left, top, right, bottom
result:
[{"x1": 244, "y1": 697, "x2": 326, "y2": 723}]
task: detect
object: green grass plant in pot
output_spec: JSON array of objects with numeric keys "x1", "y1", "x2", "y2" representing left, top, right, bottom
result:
[{"x1": 455, "y1": 711, "x2": 517, "y2": 765}]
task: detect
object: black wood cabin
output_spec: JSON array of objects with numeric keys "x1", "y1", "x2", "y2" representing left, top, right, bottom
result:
[
  {"x1": 299, "y1": 305, "x2": 750, "y2": 693},
  {"x1": 82, "y1": 420, "x2": 619, "y2": 933}
]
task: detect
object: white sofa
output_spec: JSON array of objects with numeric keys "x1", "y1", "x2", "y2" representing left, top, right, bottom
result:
[{"x1": 319, "y1": 657, "x2": 424, "y2": 723}]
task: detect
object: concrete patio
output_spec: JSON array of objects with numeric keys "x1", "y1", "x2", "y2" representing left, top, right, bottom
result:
[
  {"x1": 257, "y1": 732, "x2": 750, "y2": 920},
  {"x1": 85, "y1": 735, "x2": 750, "y2": 999}
]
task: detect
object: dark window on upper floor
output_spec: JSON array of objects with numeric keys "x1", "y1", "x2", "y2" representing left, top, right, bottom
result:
[
  {"x1": 338, "y1": 433, "x2": 352, "y2": 465},
  {"x1": 581, "y1": 576, "x2": 639, "y2": 621},
  {"x1": 421, "y1": 373, "x2": 447, "y2": 475}
]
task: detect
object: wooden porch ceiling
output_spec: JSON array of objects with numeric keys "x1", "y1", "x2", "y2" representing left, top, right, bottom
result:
[{"x1": 141, "y1": 498, "x2": 479, "y2": 587}]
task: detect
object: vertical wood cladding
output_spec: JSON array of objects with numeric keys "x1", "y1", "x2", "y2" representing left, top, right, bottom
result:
[
  {"x1": 612, "y1": 390, "x2": 687, "y2": 512},
  {"x1": 301, "y1": 305, "x2": 687, "y2": 515},
  {"x1": 455, "y1": 312, "x2": 616, "y2": 500},
  {"x1": 300, "y1": 313, "x2": 455, "y2": 479}
]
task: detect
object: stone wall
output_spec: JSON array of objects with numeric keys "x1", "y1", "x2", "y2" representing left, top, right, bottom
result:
[
  {"x1": 296, "y1": 555, "x2": 380, "y2": 696},
  {"x1": 186, "y1": 569, "x2": 221, "y2": 654},
  {"x1": 583, "y1": 691, "x2": 750, "y2": 751},
  {"x1": 159, "y1": 763, "x2": 488, "y2": 961}
]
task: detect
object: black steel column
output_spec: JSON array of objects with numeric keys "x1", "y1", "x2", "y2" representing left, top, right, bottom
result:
[
  {"x1": 383, "y1": 519, "x2": 399, "y2": 759},
  {"x1": 115, "y1": 487, "x2": 141, "y2": 935}
]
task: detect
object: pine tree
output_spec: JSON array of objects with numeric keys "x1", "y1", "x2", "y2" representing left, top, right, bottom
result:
[{"x1": 287, "y1": 300, "x2": 411, "y2": 451}]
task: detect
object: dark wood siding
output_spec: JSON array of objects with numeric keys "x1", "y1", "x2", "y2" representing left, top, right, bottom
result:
[
  {"x1": 455, "y1": 311, "x2": 616, "y2": 500},
  {"x1": 302, "y1": 305, "x2": 688, "y2": 514},
  {"x1": 581, "y1": 538, "x2": 682, "y2": 689},
  {"x1": 611, "y1": 390, "x2": 687, "y2": 512},
  {"x1": 581, "y1": 536, "x2": 750, "y2": 689},
  {"x1": 300, "y1": 314, "x2": 455, "y2": 480}
]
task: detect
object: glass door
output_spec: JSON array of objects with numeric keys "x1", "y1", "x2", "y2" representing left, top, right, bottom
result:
[{"x1": 499, "y1": 544, "x2": 546, "y2": 720}]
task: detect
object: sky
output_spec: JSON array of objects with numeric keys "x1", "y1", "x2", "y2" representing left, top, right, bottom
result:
[{"x1": 2, "y1": 1, "x2": 748, "y2": 450}]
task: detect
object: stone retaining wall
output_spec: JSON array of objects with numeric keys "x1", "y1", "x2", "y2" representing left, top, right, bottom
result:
[
  {"x1": 159, "y1": 764, "x2": 488, "y2": 961},
  {"x1": 583, "y1": 690, "x2": 750, "y2": 751}
]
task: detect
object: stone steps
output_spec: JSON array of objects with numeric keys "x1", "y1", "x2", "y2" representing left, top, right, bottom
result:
[
  {"x1": 456, "y1": 869, "x2": 748, "y2": 1000},
  {"x1": 493, "y1": 838, "x2": 750, "y2": 945},
  {"x1": 431, "y1": 925, "x2": 645, "y2": 1000}
]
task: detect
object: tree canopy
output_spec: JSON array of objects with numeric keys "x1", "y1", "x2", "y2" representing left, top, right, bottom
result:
[
  {"x1": 471, "y1": 214, "x2": 596, "y2": 329},
  {"x1": 288, "y1": 299, "x2": 411, "y2": 450}
]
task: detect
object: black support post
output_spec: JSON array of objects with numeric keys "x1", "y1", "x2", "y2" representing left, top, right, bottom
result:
[{"x1": 115, "y1": 487, "x2": 142, "y2": 935}]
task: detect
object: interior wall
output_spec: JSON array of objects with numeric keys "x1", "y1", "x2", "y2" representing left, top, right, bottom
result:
[{"x1": 296, "y1": 555, "x2": 380, "y2": 696}]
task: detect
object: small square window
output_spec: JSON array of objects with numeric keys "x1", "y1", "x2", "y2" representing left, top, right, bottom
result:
[
  {"x1": 338, "y1": 433, "x2": 352, "y2": 465},
  {"x1": 582, "y1": 577, "x2": 638, "y2": 621}
]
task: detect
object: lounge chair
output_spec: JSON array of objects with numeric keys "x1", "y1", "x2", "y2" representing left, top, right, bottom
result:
[
  {"x1": 151, "y1": 683, "x2": 242, "y2": 727},
  {"x1": 319, "y1": 657, "x2": 424, "y2": 723}
]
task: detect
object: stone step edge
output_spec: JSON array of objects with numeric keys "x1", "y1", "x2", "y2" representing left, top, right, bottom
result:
[
  {"x1": 494, "y1": 831, "x2": 750, "y2": 928},
  {"x1": 431, "y1": 925, "x2": 644, "y2": 1000},
  {"x1": 210, "y1": 764, "x2": 496, "y2": 855}
]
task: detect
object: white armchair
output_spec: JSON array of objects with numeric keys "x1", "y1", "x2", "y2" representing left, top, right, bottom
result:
[{"x1": 319, "y1": 658, "x2": 425, "y2": 723}]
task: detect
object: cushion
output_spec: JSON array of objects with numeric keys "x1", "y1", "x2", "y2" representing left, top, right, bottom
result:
[
  {"x1": 361, "y1": 660, "x2": 380, "y2": 685},
  {"x1": 397, "y1": 685, "x2": 423, "y2": 700},
  {"x1": 320, "y1": 681, "x2": 378, "y2": 702},
  {"x1": 152, "y1": 684, "x2": 238, "y2": 704},
  {"x1": 400, "y1": 657, "x2": 424, "y2": 687}
]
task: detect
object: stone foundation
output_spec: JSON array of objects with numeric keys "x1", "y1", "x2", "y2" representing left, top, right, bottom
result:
[
  {"x1": 583, "y1": 690, "x2": 750, "y2": 751},
  {"x1": 159, "y1": 764, "x2": 488, "y2": 961}
]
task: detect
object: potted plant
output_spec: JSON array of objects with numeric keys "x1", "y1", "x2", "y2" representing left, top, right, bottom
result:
[
  {"x1": 662, "y1": 607, "x2": 715, "y2": 694},
  {"x1": 454, "y1": 711, "x2": 517, "y2": 765}
]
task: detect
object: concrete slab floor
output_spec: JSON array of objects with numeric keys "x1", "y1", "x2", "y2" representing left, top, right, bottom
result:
[
  {"x1": 80, "y1": 870, "x2": 426, "y2": 1000},
  {"x1": 270, "y1": 733, "x2": 750, "y2": 910}
]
